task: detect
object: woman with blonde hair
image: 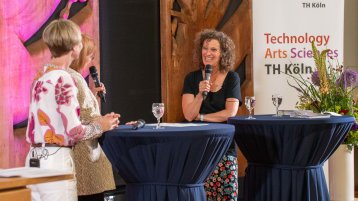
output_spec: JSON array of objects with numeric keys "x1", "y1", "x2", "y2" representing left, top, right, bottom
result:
[
  {"x1": 68, "y1": 34, "x2": 116, "y2": 201},
  {"x1": 25, "y1": 19, "x2": 120, "y2": 201}
]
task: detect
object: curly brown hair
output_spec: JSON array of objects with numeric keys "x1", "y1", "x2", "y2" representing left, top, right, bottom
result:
[{"x1": 193, "y1": 29, "x2": 235, "y2": 72}]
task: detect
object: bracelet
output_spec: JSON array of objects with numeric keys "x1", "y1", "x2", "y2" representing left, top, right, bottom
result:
[{"x1": 200, "y1": 114, "x2": 204, "y2": 121}]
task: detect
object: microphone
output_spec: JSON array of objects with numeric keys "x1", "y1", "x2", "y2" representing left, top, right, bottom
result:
[
  {"x1": 89, "y1": 66, "x2": 106, "y2": 103},
  {"x1": 132, "y1": 119, "x2": 146, "y2": 130},
  {"x1": 202, "y1": 64, "x2": 212, "y2": 100}
]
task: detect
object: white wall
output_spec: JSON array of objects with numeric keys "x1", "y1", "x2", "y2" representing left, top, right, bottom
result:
[
  {"x1": 344, "y1": 0, "x2": 358, "y2": 190},
  {"x1": 344, "y1": 0, "x2": 358, "y2": 69},
  {"x1": 253, "y1": 0, "x2": 344, "y2": 114}
]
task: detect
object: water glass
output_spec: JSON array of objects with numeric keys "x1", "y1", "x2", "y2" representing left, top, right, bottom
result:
[
  {"x1": 152, "y1": 103, "x2": 164, "y2": 129},
  {"x1": 245, "y1": 96, "x2": 256, "y2": 119},
  {"x1": 272, "y1": 94, "x2": 283, "y2": 117}
]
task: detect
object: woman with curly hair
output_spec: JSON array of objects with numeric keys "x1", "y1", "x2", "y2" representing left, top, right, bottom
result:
[{"x1": 182, "y1": 29, "x2": 241, "y2": 201}]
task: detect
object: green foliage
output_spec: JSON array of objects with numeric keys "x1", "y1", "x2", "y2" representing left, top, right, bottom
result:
[{"x1": 288, "y1": 42, "x2": 358, "y2": 149}]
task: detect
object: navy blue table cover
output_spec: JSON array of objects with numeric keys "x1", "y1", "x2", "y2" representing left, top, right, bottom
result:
[
  {"x1": 228, "y1": 115, "x2": 355, "y2": 201},
  {"x1": 101, "y1": 123, "x2": 235, "y2": 201}
]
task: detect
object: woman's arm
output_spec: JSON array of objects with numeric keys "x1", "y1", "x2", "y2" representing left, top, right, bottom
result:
[
  {"x1": 201, "y1": 71, "x2": 241, "y2": 122},
  {"x1": 200, "y1": 98, "x2": 240, "y2": 122},
  {"x1": 182, "y1": 79, "x2": 211, "y2": 121},
  {"x1": 72, "y1": 72, "x2": 119, "y2": 140},
  {"x1": 71, "y1": 72, "x2": 103, "y2": 140},
  {"x1": 61, "y1": 71, "x2": 118, "y2": 143},
  {"x1": 182, "y1": 93, "x2": 204, "y2": 122},
  {"x1": 182, "y1": 71, "x2": 211, "y2": 121}
]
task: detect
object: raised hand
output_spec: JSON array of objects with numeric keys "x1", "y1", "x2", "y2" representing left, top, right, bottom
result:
[
  {"x1": 198, "y1": 80, "x2": 211, "y2": 97},
  {"x1": 92, "y1": 82, "x2": 106, "y2": 97}
]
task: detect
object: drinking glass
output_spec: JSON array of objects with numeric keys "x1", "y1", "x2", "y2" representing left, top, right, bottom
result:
[
  {"x1": 272, "y1": 94, "x2": 283, "y2": 117},
  {"x1": 152, "y1": 103, "x2": 164, "y2": 129},
  {"x1": 244, "y1": 96, "x2": 256, "y2": 119}
]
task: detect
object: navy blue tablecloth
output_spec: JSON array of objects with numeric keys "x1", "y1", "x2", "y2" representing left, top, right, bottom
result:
[
  {"x1": 228, "y1": 115, "x2": 355, "y2": 201},
  {"x1": 101, "y1": 123, "x2": 235, "y2": 201}
]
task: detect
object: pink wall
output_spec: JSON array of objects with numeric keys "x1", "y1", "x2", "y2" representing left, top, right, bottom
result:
[{"x1": 0, "y1": 0, "x2": 100, "y2": 168}]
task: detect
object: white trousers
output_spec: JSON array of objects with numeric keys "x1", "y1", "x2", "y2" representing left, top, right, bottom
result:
[{"x1": 25, "y1": 147, "x2": 77, "y2": 201}]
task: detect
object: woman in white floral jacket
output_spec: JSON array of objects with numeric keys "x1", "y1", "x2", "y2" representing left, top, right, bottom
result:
[{"x1": 25, "y1": 19, "x2": 119, "y2": 201}]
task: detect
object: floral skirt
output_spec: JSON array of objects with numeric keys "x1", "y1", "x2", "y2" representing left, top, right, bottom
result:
[{"x1": 205, "y1": 154, "x2": 238, "y2": 201}]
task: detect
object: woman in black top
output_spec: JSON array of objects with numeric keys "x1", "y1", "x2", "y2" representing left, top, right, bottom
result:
[{"x1": 182, "y1": 29, "x2": 241, "y2": 201}]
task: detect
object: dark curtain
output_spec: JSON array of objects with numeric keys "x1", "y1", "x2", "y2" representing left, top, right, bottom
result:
[{"x1": 99, "y1": 0, "x2": 161, "y2": 123}]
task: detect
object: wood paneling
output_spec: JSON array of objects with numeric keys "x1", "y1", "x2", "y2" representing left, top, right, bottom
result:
[{"x1": 160, "y1": 0, "x2": 253, "y2": 122}]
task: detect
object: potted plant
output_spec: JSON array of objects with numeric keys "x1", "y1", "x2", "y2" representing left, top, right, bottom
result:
[
  {"x1": 288, "y1": 42, "x2": 358, "y2": 150},
  {"x1": 288, "y1": 42, "x2": 358, "y2": 200}
]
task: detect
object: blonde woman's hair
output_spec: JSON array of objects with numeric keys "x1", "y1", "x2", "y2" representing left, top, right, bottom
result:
[
  {"x1": 71, "y1": 34, "x2": 95, "y2": 71},
  {"x1": 42, "y1": 19, "x2": 82, "y2": 58}
]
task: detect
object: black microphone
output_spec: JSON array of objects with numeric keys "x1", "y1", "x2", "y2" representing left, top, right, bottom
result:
[
  {"x1": 132, "y1": 119, "x2": 146, "y2": 130},
  {"x1": 89, "y1": 66, "x2": 106, "y2": 103},
  {"x1": 202, "y1": 64, "x2": 212, "y2": 100}
]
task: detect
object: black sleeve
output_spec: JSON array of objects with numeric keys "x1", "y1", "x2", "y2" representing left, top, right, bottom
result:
[
  {"x1": 226, "y1": 71, "x2": 242, "y2": 106},
  {"x1": 182, "y1": 72, "x2": 197, "y2": 95}
]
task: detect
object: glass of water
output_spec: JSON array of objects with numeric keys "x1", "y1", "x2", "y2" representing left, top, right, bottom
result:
[
  {"x1": 245, "y1": 96, "x2": 256, "y2": 119},
  {"x1": 272, "y1": 94, "x2": 283, "y2": 117},
  {"x1": 152, "y1": 103, "x2": 164, "y2": 129}
]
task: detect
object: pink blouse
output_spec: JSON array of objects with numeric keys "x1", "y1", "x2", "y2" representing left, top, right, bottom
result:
[{"x1": 26, "y1": 65, "x2": 97, "y2": 146}]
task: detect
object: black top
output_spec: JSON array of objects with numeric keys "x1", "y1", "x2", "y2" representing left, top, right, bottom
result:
[
  {"x1": 182, "y1": 69, "x2": 242, "y2": 156},
  {"x1": 183, "y1": 70, "x2": 242, "y2": 113}
]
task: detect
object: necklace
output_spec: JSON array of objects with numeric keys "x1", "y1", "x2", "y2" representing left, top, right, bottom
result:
[
  {"x1": 210, "y1": 75, "x2": 218, "y2": 84},
  {"x1": 44, "y1": 63, "x2": 66, "y2": 70},
  {"x1": 210, "y1": 72, "x2": 223, "y2": 92}
]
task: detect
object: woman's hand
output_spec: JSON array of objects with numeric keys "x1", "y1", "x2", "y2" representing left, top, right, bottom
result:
[
  {"x1": 198, "y1": 80, "x2": 211, "y2": 96},
  {"x1": 92, "y1": 82, "x2": 106, "y2": 97},
  {"x1": 125, "y1": 121, "x2": 137, "y2": 125},
  {"x1": 97, "y1": 112, "x2": 120, "y2": 131}
]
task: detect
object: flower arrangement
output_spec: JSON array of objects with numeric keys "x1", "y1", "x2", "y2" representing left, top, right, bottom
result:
[{"x1": 288, "y1": 42, "x2": 358, "y2": 150}]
